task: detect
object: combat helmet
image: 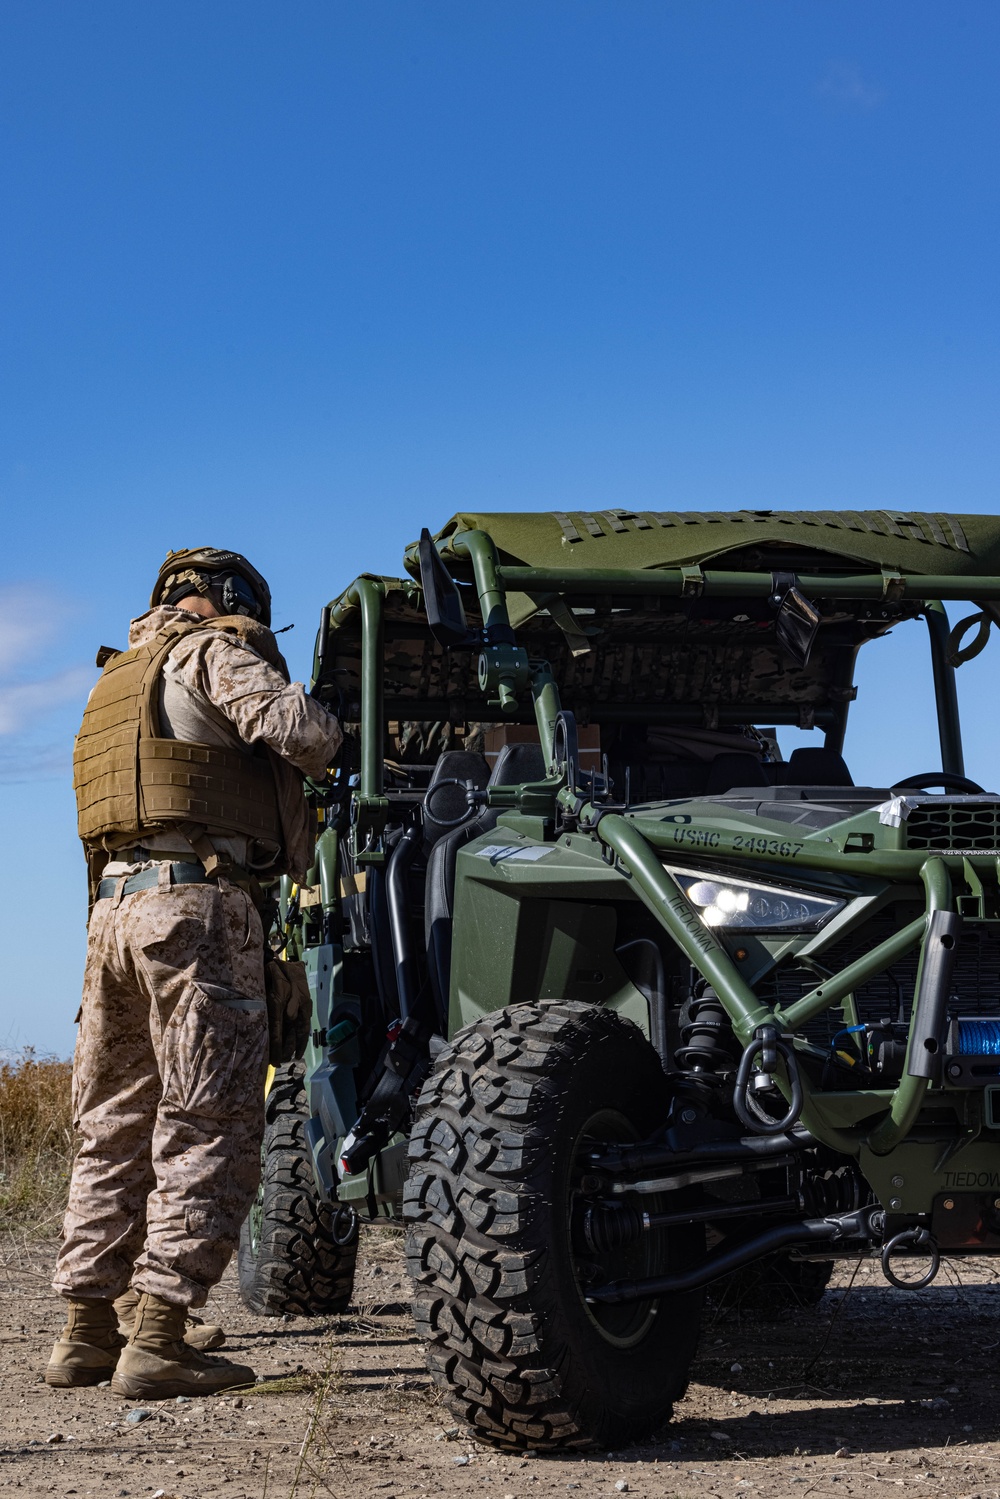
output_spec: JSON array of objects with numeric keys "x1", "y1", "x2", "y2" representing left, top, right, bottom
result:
[{"x1": 151, "y1": 548, "x2": 272, "y2": 627}]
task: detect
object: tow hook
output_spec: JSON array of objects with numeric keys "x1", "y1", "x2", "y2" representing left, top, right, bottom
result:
[
  {"x1": 880, "y1": 1226, "x2": 941, "y2": 1289},
  {"x1": 733, "y1": 1024, "x2": 804, "y2": 1135}
]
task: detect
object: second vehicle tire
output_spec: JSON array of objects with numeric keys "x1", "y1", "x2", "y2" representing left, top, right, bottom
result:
[
  {"x1": 238, "y1": 1063, "x2": 359, "y2": 1317},
  {"x1": 404, "y1": 1001, "x2": 704, "y2": 1450}
]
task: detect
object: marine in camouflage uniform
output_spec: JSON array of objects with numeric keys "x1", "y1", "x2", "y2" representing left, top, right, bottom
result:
[{"x1": 48, "y1": 550, "x2": 342, "y2": 1398}]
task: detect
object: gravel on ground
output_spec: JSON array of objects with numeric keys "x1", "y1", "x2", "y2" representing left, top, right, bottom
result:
[{"x1": 4, "y1": 1228, "x2": 1000, "y2": 1498}]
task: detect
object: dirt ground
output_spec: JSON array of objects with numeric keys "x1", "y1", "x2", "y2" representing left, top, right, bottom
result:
[{"x1": 4, "y1": 1229, "x2": 1000, "y2": 1499}]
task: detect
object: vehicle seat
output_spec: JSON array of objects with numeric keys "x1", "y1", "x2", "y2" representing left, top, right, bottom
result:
[
  {"x1": 424, "y1": 740, "x2": 547, "y2": 1027},
  {"x1": 488, "y1": 741, "x2": 548, "y2": 786},
  {"x1": 704, "y1": 752, "x2": 770, "y2": 795},
  {"x1": 786, "y1": 747, "x2": 854, "y2": 787},
  {"x1": 422, "y1": 749, "x2": 491, "y2": 848},
  {"x1": 370, "y1": 750, "x2": 490, "y2": 1024},
  {"x1": 626, "y1": 759, "x2": 708, "y2": 801}
]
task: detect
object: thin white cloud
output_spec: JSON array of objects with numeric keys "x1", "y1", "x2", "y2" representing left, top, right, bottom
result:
[
  {"x1": 0, "y1": 584, "x2": 66, "y2": 674},
  {"x1": 817, "y1": 61, "x2": 885, "y2": 113},
  {"x1": 0, "y1": 741, "x2": 73, "y2": 784},
  {"x1": 0, "y1": 666, "x2": 94, "y2": 736},
  {"x1": 0, "y1": 585, "x2": 95, "y2": 778}
]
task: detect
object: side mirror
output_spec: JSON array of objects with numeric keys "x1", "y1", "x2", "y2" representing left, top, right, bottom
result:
[{"x1": 418, "y1": 528, "x2": 479, "y2": 649}]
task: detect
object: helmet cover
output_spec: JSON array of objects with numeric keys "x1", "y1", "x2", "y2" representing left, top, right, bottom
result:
[{"x1": 151, "y1": 547, "x2": 272, "y2": 627}]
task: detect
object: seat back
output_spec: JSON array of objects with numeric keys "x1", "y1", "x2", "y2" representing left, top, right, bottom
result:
[
  {"x1": 489, "y1": 741, "x2": 548, "y2": 786},
  {"x1": 786, "y1": 747, "x2": 854, "y2": 787},
  {"x1": 704, "y1": 752, "x2": 770, "y2": 795},
  {"x1": 610, "y1": 757, "x2": 709, "y2": 802},
  {"x1": 422, "y1": 749, "x2": 491, "y2": 847}
]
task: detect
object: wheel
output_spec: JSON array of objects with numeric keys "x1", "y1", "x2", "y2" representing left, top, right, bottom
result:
[
  {"x1": 238, "y1": 1062, "x2": 359, "y2": 1316},
  {"x1": 403, "y1": 1001, "x2": 704, "y2": 1451},
  {"x1": 713, "y1": 1254, "x2": 834, "y2": 1311}
]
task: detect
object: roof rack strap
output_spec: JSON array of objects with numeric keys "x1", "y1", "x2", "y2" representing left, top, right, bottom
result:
[
  {"x1": 552, "y1": 511, "x2": 582, "y2": 543},
  {"x1": 947, "y1": 609, "x2": 993, "y2": 667}
]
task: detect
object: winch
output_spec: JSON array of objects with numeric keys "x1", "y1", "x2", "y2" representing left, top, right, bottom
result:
[{"x1": 944, "y1": 1017, "x2": 1000, "y2": 1088}]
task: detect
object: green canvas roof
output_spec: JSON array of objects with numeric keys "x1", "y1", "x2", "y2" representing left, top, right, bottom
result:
[{"x1": 409, "y1": 509, "x2": 1000, "y2": 579}]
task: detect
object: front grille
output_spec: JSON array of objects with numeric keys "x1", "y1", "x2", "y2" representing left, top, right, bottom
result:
[
  {"x1": 907, "y1": 801, "x2": 1000, "y2": 852},
  {"x1": 763, "y1": 904, "x2": 1000, "y2": 1048}
]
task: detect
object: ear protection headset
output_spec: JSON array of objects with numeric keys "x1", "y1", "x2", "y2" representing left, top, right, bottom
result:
[
  {"x1": 152, "y1": 547, "x2": 272, "y2": 627},
  {"x1": 219, "y1": 572, "x2": 262, "y2": 619}
]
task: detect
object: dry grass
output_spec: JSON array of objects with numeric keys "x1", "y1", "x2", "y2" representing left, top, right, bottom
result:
[
  {"x1": 0, "y1": 1049, "x2": 74, "y2": 1231},
  {"x1": 286, "y1": 1331, "x2": 344, "y2": 1498}
]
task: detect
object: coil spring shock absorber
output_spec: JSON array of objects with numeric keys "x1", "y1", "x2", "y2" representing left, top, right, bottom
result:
[
  {"x1": 675, "y1": 980, "x2": 741, "y2": 1098},
  {"x1": 802, "y1": 1163, "x2": 868, "y2": 1217}
]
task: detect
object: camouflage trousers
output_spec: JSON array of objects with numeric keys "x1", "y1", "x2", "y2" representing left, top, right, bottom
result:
[{"x1": 53, "y1": 876, "x2": 269, "y2": 1308}]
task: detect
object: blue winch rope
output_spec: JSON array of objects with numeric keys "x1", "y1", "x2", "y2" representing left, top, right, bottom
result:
[
  {"x1": 830, "y1": 1025, "x2": 866, "y2": 1050},
  {"x1": 957, "y1": 1018, "x2": 1000, "y2": 1055}
]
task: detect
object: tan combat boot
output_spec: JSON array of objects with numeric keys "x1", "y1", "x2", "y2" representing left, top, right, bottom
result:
[
  {"x1": 114, "y1": 1287, "x2": 226, "y2": 1351},
  {"x1": 45, "y1": 1297, "x2": 124, "y2": 1388},
  {"x1": 111, "y1": 1292, "x2": 256, "y2": 1400}
]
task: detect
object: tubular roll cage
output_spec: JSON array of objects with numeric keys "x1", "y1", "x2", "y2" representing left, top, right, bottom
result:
[{"x1": 324, "y1": 528, "x2": 1000, "y2": 1163}]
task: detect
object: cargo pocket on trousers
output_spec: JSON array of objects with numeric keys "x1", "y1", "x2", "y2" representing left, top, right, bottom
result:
[{"x1": 160, "y1": 981, "x2": 268, "y2": 1122}]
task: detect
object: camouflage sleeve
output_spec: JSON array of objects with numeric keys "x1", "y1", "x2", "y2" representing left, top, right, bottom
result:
[{"x1": 167, "y1": 630, "x2": 343, "y2": 777}]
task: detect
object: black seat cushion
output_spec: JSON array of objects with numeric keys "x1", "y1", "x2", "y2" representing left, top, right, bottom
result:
[
  {"x1": 422, "y1": 750, "x2": 491, "y2": 847},
  {"x1": 786, "y1": 747, "x2": 854, "y2": 787},
  {"x1": 704, "y1": 752, "x2": 769, "y2": 795},
  {"x1": 608, "y1": 757, "x2": 709, "y2": 802},
  {"x1": 645, "y1": 759, "x2": 708, "y2": 801},
  {"x1": 489, "y1": 741, "x2": 548, "y2": 786}
]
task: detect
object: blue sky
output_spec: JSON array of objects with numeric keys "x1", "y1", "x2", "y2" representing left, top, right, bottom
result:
[{"x1": 1, "y1": 2, "x2": 998, "y2": 1055}]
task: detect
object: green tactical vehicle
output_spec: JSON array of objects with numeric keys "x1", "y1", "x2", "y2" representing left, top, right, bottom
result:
[{"x1": 238, "y1": 508, "x2": 1000, "y2": 1450}]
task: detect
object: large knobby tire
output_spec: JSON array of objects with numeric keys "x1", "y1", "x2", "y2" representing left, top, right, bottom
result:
[
  {"x1": 403, "y1": 1001, "x2": 704, "y2": 1451},
  {"x1": 238, "y1": 1063, "x2": 359, "y2": 1317}
]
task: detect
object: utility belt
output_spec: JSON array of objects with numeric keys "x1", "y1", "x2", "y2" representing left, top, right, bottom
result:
[
  {"x1": 96, "y1": 853, "x2": 271, "y2": 917},
  {"x1": 92, "y1": 849, "x2": 306, "y2": 1068},
  {"x1": 95, "y1": 860, "x2": 209, "y2": 903},
  {"x1": 91, "y1": 821, "x2": 281, "y2": 951}
]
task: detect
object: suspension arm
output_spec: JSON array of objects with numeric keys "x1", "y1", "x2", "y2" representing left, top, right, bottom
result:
[{"x1": 585, "y1": 1207, "x2": 875, "y2": 1303}]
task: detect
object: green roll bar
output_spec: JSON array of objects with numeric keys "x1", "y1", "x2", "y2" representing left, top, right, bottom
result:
[
  {"x1": 447, "y1": 527, "x2": 980, "y2": 776},
  {"x1": 496, "y1": 564, "x2": 1000, "y2": 602},
  {"x1": 328, "y1": 576, "x2": 388, "y2": 861},
  {"x1": 924, "y1": 600, "x2": 964, "y2": 778}
]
